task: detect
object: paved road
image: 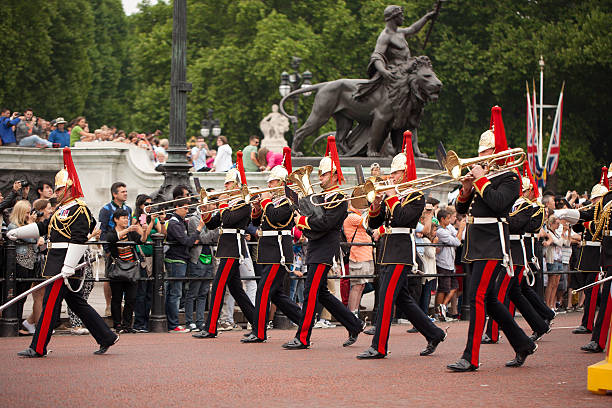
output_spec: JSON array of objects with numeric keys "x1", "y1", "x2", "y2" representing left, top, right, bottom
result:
[{"x1": 0, "y1": 312, "x2": 609, "y2": 407}]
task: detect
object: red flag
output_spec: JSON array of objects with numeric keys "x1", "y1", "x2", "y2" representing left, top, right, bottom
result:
[
  {"x1": 282, "y1": 146, "x2": 292, "y2": 174},
  {"x1": 325, "y1": 136, "x2": 344, "y2": 185},
  {"x1": 62, "y1": 147, "x2": 84, "y2": 198},
  {"x1": 402, "y1": 131, "x2": 417, "y2": 182},
  {"x1": 236, "y1": 151, "x2": 247, "y2": 185}
]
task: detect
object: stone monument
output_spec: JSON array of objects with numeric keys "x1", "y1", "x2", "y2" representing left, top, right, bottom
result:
[{"x1": 260, "y1": 104, "x2": 289, "y2": 153}]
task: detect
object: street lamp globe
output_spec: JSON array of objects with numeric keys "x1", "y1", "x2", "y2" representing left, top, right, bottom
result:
[
  {"x1": 200, "y1": 127, "x2": 210, "y2": 138},
  {"x1": 301, "y1": 70, "x2": 313, "y2": 96},
  {"x1": 212, "y1": 125, "x2": 222, "y2": 137},
  {"x1": 279, "y1": 71, "x2": 291, "y2": 97}
]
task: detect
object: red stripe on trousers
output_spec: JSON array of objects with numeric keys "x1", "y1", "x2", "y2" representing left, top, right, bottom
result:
[
  {"x1": 491, "y1": 268, "x2": 513, "y2": 341},
  {"x1": 587, "y1": 275, "x2": 600, "y2": 331},
  {"x1": 597, "y1": 289, "x2": 612, "y2": 349},
  {"x1": 36, "y1": 279, "x2": 63, "y2": 355},
  {"x1": 209, "y1": 258, "x2": 235, "y2": 334},
  {"x1": 257, "y1": 264, "x2": 280, "y2": 339},
  {"x1": 299, "y1": 264, "x2": 326, "y2": 345},
  {"x1": 471, "y1": 260, "x2": 497, "y2": 366},
  {"x1": 377, "y1": 264, "x2": 404, "y2": 354}
]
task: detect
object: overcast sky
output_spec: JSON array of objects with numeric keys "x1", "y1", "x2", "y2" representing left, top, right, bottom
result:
[{"x1": 122, "y1": 0, "x2": 141, "y2": 15}]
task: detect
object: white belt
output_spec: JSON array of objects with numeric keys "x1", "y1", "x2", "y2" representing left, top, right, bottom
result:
[
  {"x1": 519, "y1": 237, "x2": 535, "y2": 286},
  {"x1": 260, "y1": 230, "x2": 292, "y2": 266},
  {"x1": 604, "y1": 230, "x2": 612, "y2": 237},
  {"x1": 386, "y1": 227, "x2": 414, "y2": 234},
  {"x1": 468, "y1": 217, "x2": 507, "y2": 224},
  {"x1": 524, "y1": 233, "x2": 537, "y2": 238},
  {"x1": 385, "y1": 227, "x2": 417, "y2": 273},
  {"x1": 582, "y1": 241, "x2": 601, "y2": 247},
  {"x1": 509, "y1": 234, "x2": 521, "y2": 240},
  {"x1": 48, "y1": 242, "x2": 69, "y2": 249},
  {"x1": 220, "y1": 228, "x2": 245, "y2": 263}
]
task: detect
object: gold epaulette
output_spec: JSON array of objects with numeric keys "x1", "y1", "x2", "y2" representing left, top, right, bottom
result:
[
  {"x1": 510, "y1": 200, "x2": 531, "y2": 217},
  {"x1": 322, "y1": 191, "x2": 346, "y2": 209},
  {"x1": 401, "y1": 191, "x2": 424, "y2": 206}
]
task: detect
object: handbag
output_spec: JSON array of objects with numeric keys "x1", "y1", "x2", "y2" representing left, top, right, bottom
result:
[
  {"x1": 107, "y1": 247, "x2": 140, "y2": 282},
  {"x1": 342, "y1": 224, "x2": 359, "y2": 264}
]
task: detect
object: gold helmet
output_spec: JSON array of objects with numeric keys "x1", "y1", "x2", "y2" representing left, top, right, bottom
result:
[
  {"x1": 591, "y1": 184, "x2": 608, "y2": 200},
  {"x1": 478, "y1": 129, "x2": 495, "y2": 153},
  {"x1": 521, "y1": 176, "x2": 533, "y2": 192},
  {"x1": 55, "y1": 148, "x2": 83, "y2": 197},
  {"x1": 318, "y1": 136, "x2": 344, "y2": 184},
  {"x1": 224, "y1": 168, "x2": 241, "y2": 185}
]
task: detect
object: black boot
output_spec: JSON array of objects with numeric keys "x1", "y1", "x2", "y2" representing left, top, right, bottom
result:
[
  {"x1": 94, "y1": 335, "x2": 120, "y2": 355},
  {"x1": 420, "y1": 330, "x2": 447, "y2": 356},
  {"x1": 192, "y1": 330, "x2": 217, "y2": 339},
  {"x1": 356, "y1": 346, "x2": 386, "y2": 359},
  {"x1": 282, "y1": 337, "x2": 308, "y2": 350},
  {"x1": 17, "y1": 348, "x2": 45, "y2": 358},
  {"x1": 447, "y1": 358, "x2": 478, "y2": 372},
  {"x1": 241, "y1": 333, "x2": 265, "y2": 343},
  {"x1": 505, "y1": 343, "x2": 538, "y2": 367},
  {"x1": 580, "y1": 341, "x2": 604, "y2": 353}
]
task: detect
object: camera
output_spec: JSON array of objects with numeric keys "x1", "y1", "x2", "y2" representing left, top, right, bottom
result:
[{"x1": 18, "y1": 180, "x2": 30, "y2": 188}]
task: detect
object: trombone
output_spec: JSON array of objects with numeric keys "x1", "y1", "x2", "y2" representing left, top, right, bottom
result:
[
  {"x1": 143, "y1": 187, "x2": 248, "y2": 216},
  {"x1": 310, "y1": 147, "x2": 526, "y2": 208}
]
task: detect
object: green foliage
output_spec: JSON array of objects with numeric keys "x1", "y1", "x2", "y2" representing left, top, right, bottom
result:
[{"x1": 0, "y1": 0, "x2": 609, "y2": 193}]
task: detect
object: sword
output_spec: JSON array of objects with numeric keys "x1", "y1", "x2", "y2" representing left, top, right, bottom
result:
[
  {"x1": 0, "y1": 260, "x2": 89, "y2": 313},
  {"x1": 572, "y1": 274, "x2": 612, "y2": 294}
]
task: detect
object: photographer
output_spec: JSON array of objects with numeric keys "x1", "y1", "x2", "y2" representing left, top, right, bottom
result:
[
  {"x1": 15, "y1": 108, "x2": 54, "y2": 148},
  {"x1": 1, "y1": 181, "x2": 31, "y2": 223},
  {"x1": 0, "y1": 108, "x2": 21, "y2": 146}
]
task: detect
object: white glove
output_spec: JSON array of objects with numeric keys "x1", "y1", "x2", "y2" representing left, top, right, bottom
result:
[
  {"x1": 61, "y1": 265, "x2": 76, "y2": 278},
  {"x1": 6, "y1": 223, "x2": 40, "y2": 241},
  {"x1": 62, "y1": 243, "x2": 88, "y2": 278},
  {"x1": 554, "y1": 209, "x2": 580, "y2": 225}
]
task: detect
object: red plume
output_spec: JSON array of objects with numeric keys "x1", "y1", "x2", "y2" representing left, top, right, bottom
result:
[
  {"x1": 325, "y1": 135, "x2": 344, "y2": 185},
  {"x1": 490, "y1": 106, "x2": 508, "y2": 153},
  {"x1": 282, "y1": 146, "x2": 292, "y2": 174},
  {"x1": 236, "y1": 151, "x2": 247, "y2": 185},
  {"x1": 524, "y1": 162, "x2": 539, "y2": 198},
  {"x1": 600, "y1": 167, "x2": 609, "y2": 189},
  {"x1": 402, "y1": 131, "x2": 417, "y2": 182},
  {"x1": 62, "y1": 147, "x2": 84, "y2": 198}
]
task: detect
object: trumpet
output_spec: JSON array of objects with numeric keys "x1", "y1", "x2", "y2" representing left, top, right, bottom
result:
[{"x1": 444, "y1": 147, "x2": 526, "y2": 180}]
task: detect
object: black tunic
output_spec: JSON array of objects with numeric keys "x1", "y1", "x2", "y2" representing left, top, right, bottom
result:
[
  {"x1": 579, "y1": 190, "x2": 612, "y2": 267},
  {"x1": 456, "y1": 171, "x2": 520, "y2": 262},
  {"x1": 508, "y1": 199, "x2": 531, "y2": 266},
  {"x1": 296, "y1": 187, "x2": 348, "y2": 265},
  {"x1": 252, "y1": 196, "x2": 295, "y2": 264},
  {"x1": 204, "y1": 198, "x2": 251, "y2": 259},
  {"x1": 36, "y1": 199, "x2": 96, "y2": 278},
  {"x1": 367, "y1": 191, "x2": 424, "y2": 265},
  {"x1": 523, "y1": 201, "x2": 545, "y2": 263}
]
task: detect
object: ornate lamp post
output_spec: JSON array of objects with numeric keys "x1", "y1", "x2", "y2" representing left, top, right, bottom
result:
[
  {"x1": 279, "y1": 56, "x2": 312, "y2": 145},
  {"x1": 200, "y1": 108, "x2": 222, "y2": 146}
]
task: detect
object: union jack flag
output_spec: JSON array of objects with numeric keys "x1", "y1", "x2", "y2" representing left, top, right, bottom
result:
[{"x1": 544, "y1": 83, "x2": 565, "y2": 176}]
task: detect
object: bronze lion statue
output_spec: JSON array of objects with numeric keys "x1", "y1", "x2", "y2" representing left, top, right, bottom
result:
[{"x1": 282, "y1": 56, "x2": 442, "y2": 157}]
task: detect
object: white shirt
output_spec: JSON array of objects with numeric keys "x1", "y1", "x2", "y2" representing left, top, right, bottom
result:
[{"x1": 213, "y1": 144, "x2": 233, "y2": 172}]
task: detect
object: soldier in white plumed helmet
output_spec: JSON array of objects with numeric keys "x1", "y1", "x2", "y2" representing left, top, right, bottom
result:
[
  {"x1": 283, "y1": 136, "x2": 366, "y2": 350},
  {"x1": 357, "y1": 131, "x2": 446, "y2": 360},
  {"x1": 193, "y1": 151, "x2": 256, "y2": 339},
  {"x1": 242, "y1": 148, "x2": 303, "y2": 343}
]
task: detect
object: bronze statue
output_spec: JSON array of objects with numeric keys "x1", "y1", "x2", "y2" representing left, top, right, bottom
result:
[{"x1": 283, "y1": 5, "x2": 442, "y2": 157}]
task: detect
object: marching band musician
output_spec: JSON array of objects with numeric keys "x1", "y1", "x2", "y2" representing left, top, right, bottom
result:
[
  {"x1": 7, "y1": 148, "x2": 118, "y2": 357},
  {"x1": 282, "y1": 136, "x2": 365, "y2": 350},
  {"x1": 356, "y1": 131, "x2": 446, "y2": 360},
  {"x1": 242, "y1": 148, "x2": 302, "y2": 343},
  {"x1": 482, "y1": 173, "x2": 551, "y2": 345},
  {"x1": 519, "y1": 169, "x2": 556, "y2": 327},
  {"x1": 571, "y1": 170, "x2": 608, "y2": 335},
  {"x1": 447, "y1": 118, "x2": 537, "y2": 372},
  {"x1": 558, "y1": 165, "x2": 612, "y2": 353},
  {"x1": 192, "y1": 152, "x2": 256, "y2": 339}
]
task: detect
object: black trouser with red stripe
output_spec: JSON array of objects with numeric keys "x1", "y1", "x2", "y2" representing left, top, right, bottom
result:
[
  {"x1": 204, "y1": 257, "x2": 255, "y2": 335},
  {"x1": 372, "y1": 264, "x2": 444, "y2": 355},
  {"x1": 486, "y1": 266, "x2": 549, "y2": 341},
  {"x1": 522, "y1": 263, "x2": 556, "y2": 322},
  {"x1": 580, "y1": 272, "x2": 600, "y2": 331},
  {"x1": 294, "y1": 263, "x2": 362, "y2": 346},
  {"x1": 461, "y1": 260, "x2": 534, "y2": 366},
  {"x1": 591, "y1": 266, "x2": 612, "y2": 349},
  {"x1": 252, "y1": 264, "x2": 302, "y2": 340},
  {"x1": 30, "y1": 278, "x2": 116, "y2": 356},
  {"x1": 485, "y1": 271, "x2": 513, "y2": 342}
]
